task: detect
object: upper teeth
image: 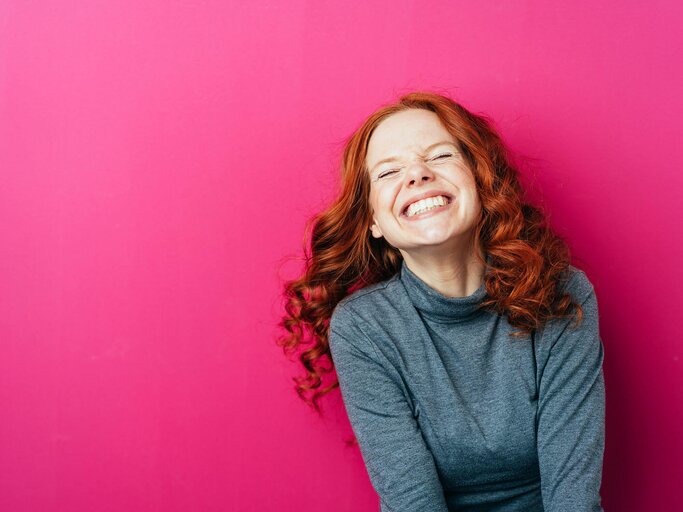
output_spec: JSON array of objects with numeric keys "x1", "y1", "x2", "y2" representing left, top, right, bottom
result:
[{"x1": 405, "y1": 195, "x2": 449, "y2": 217}]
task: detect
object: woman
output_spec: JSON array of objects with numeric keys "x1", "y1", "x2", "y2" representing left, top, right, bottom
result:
[{"x1": 278, "y1": 91, "x2": 605, "y2": 511}]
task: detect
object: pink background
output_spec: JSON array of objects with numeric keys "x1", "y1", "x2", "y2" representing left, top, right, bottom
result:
[{"x1": 1, "y1": 1, "x2": 681, "y2": 510}]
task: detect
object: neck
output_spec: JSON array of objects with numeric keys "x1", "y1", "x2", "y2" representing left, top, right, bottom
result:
[{"x1": 400, "y1": 241, "x2": 486, "y2": 298}]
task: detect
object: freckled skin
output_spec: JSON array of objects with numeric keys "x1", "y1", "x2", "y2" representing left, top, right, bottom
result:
[{"x1": 366, "y1": 109, "x2": 483, "y2": 280}]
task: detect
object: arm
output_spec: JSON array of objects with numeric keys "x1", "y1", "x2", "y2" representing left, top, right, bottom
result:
[
  {"x1": 536, "y1": 282, "x2": 606, "y2": 511},
  {"x1": 328, "y1": 318, "x2": 449, "y2": 512}
]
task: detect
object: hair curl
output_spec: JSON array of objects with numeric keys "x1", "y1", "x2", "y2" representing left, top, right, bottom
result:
[{"x1": 276, "y1": 90, "x2": 583, "y2": 416}]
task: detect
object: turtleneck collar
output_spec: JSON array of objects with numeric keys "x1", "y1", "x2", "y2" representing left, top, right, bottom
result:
[{"x1": 399, "y1": 258, "x2": 489, "y2": 323}]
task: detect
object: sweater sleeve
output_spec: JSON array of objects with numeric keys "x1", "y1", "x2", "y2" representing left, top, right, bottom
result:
[
  {"x1": 536, "y1": 276, "x2": 606, "y2": 511},
  {"x1": 328, "y1": 307, "x2": 449, "y2": 512}
]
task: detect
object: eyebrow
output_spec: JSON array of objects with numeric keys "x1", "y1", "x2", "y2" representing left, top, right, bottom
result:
[{"x1": 369, "y1": 141, "x2": 458, "y2": 173}]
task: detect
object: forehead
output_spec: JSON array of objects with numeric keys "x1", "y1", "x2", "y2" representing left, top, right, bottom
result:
[{"x1": 366, "y1": 109, "x2": 454, "y2": 164}]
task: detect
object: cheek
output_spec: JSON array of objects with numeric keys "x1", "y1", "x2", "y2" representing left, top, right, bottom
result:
[
  {"x1": 368, "y1": 191, "x2": 377, "y2": 214},
  {"x1": 465, "y1": 189, "x2": 482, "y2": 211},
  {"x1": 370, "y1": 190, "x2": 390, "y2": 214},
  {"x1": 462, "y1": 175, "x2": 480, "y2": 200},
  {"x1": 368, "y1": 192, "x2": 384, "y2": 218},
  {"x1": 455, "y1": 177, "x2": 481, "y2": 213}
]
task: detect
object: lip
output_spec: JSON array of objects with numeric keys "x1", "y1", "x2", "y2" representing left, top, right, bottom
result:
[{"x1": 399, "y1": 190, "x2": 454, "y2": 217}]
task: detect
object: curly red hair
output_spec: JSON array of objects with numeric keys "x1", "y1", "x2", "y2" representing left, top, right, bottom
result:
[{"x1": 277, "y1": 91, "x2": 583, "y2": 414}]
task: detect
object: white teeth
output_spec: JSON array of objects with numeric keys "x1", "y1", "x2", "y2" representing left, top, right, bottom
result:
[{"x1": 406, "y1": 195, "x2": 449, "y2": 217}]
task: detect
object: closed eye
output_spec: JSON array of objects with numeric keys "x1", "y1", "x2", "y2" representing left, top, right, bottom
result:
[
  {"x1": 378, "y1": 169, "x2": 400, "y2": 179},
  {"x1": 432, "y1": 153, "x2": 453, "y2": 160}
]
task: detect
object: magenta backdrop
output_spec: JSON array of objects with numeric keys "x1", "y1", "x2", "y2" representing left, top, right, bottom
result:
[{"x1": 1, "y1": 1, "x2": 681, "y2": 511}]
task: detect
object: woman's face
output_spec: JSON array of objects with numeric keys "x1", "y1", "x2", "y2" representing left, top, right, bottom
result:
[{"x1": 365, "y1": 108, "x2": 482, "y2": 256}]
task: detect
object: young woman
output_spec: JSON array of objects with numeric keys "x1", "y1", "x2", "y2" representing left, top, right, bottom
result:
[{"x1": 278, "y1": 91, "x2": 605, "y2": 511}]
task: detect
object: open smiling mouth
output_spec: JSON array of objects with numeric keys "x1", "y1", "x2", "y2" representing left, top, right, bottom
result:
[{"x1": 401, "y1": 195, "x2": 453, "y2": 219}]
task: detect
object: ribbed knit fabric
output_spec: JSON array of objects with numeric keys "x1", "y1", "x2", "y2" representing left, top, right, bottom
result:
[{"x1": 328, "y1": 259, "x2": 605, "y2": 512}]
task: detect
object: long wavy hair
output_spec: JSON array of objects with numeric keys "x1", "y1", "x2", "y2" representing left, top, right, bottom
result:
[{"x1": 277, "y1": 91, "x2": 584, "y2": 415}]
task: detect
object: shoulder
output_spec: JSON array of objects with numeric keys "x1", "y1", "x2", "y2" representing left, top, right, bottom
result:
[
  {"x1": 330, "y1": 274, "x2": 403, "y2": 336},
  {"x1": 538, "y1": 264, "x2": 601, "y2": 346},
  {"x1": 559, "y1": 264, "x2": 596, "y2": 305}
]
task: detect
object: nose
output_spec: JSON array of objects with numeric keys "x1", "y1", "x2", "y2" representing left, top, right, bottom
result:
[{"x1": 404, "y1": 160, "x2": 435, "y2": 186}]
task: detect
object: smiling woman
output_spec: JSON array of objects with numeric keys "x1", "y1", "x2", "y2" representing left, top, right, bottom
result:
[{"x1": 277, "y1": 91, "x2": 605, "y2": 511}]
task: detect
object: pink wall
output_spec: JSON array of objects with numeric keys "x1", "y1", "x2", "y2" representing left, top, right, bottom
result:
[{"x1": 1, "y1": 1, "x2": 681, "y2": 510}]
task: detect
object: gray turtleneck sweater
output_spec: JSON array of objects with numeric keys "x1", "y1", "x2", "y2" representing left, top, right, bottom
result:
[{"x1": 328, "y1": 260, "x2": 605, "y2": 511}]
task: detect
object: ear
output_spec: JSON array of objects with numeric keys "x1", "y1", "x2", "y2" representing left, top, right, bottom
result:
[{"x1": 369, "y1": 218, "x2": 383, "y2": 239}]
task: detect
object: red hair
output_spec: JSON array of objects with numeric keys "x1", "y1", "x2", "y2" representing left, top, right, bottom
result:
[{"x1": 277, "y1": 91, "x2": 583, "y2": 414}]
